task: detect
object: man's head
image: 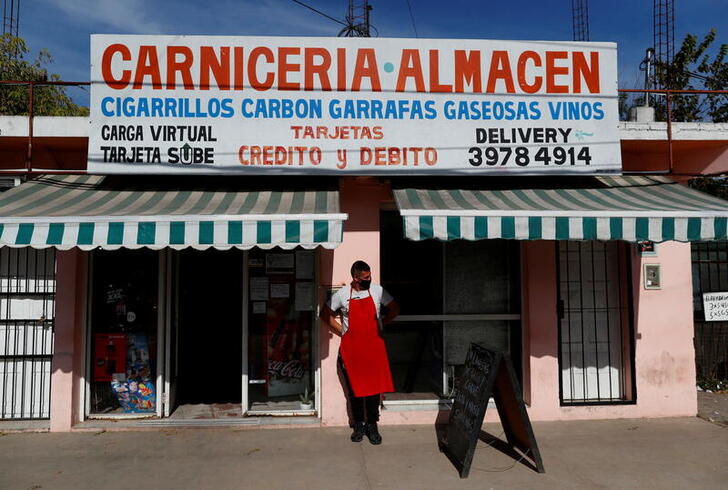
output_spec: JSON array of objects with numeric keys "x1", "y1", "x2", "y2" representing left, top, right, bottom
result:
[{"x1": 350, "y1": 260, "x2": 371, "y2": 290}]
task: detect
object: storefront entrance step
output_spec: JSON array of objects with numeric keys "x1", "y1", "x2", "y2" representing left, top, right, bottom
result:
[
  {"x1": 139, "y1": 416, "x2": 322, "y2": 428},
  {"x1": 169, "y1": 403, "x2": 242, "y2": 419},
  {"x1": 138, "y1": 418, "x2": 262, "y2": 427},
  {"x1": 0, "y1": 420, "x2": 50, "y2": 433},
  {"x1": 72, "y1": 416, "x2": 320, "y2": 431}
]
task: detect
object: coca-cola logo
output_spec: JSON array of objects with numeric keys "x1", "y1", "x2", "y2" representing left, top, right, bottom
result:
[{"x1": 268, "y1": 359, "x2": 306, "y2": 379}]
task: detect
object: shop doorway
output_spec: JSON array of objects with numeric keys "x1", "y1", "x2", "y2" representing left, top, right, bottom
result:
[
  {"x1": 168, "y1": 250, "x2": 243, "y2": 419},
  {"x1": 86, "y1": 248, "x2": 318, "y2": 421},
  {"x1": 166, "y1": 247, "x2": 318, "y2": 418}
]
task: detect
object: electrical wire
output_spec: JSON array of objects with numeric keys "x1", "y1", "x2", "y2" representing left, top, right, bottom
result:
[
  {"x1": 290, "y1": 0, "x2": 346, "y2": 26},
  {"x1": 405, "y1": 0, "x2": 419, "y2": 38},
  {"x1": 470, "y1": 431, "x2": 533, "y2": 473}
]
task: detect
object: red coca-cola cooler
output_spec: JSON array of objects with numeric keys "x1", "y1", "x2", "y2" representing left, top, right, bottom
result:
[
  {"x1": 265, "y1": 298, "x2": 309, "y2": 397},
  {"x1": 94, "y1": 333, "x2": 128, "y2": 382}
]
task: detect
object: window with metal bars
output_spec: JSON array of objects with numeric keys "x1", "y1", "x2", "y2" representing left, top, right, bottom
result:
[
  {"x1": 557, "y1": 241, "x2": 635, "y2": 405},
  {"x1": 691, "y1": 242, "x2": 728, "y2": 382},
  {"x1": 0, "y1": 248, "x2": 56, "y2": 420}
]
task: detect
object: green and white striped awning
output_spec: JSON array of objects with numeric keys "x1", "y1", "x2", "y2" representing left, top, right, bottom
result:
[
  {"x1": 0, "y1": 175, "x2": 346, "y2": 250},
  {"x1": 394, "y1": 176, "x2": 728, "y2": 242}
]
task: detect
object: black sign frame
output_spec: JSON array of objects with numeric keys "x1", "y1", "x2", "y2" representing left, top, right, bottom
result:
[{"x1": 440, "y1": 343, "x2": 545, "y2": 478}]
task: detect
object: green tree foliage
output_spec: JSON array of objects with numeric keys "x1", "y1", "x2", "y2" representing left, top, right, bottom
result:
[
  {"x1": 653, "y1": 29, "x2": 728, "y2": 122},
  {"x1": 688, "y1": 176, "x2": 728, "y2": 200},
  {"x1": 0, "y1": 34, "x2": 89, "y2": 116}
]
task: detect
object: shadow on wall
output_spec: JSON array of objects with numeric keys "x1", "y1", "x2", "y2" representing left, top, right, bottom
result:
[
  {"x1": 631, "y1": 245, "x2": 641, "y2": 385},
  {"x1": 318, "y1": 247, "x2": 335, "y2": 362},
  {"x1": 621, "y1": 140, "x2": 728, "y2": 178},
  {"x1": 47, "y1": 249, "x2": 88, "y2": 428},
  {"x1": 523, "y1": 240, "x2": 559, "y2": 361},
  {"x1": 0, "y1": 138, "x2": 89, "y2": 171},
  {"x1": 317, "y1": 177, "x2": 394, "y2": 363},
  {"x1": 524, "y1": 240, "x2": 639, "y2": 403},
  {"x1": 338, "y1": 177, "x2": 393, "y2": 232}
]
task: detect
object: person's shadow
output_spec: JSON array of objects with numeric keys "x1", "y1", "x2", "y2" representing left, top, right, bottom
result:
[{"x1": 336, "y1": 355, "x2": 356, "y2": 427}]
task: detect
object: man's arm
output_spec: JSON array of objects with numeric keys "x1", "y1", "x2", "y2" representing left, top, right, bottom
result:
[
  {"x1": 381, "y1": 300, "x2": 400, "y2": 325},
  {"x1": 320, "y1": 305, "x2": 344, "y2": 336}
]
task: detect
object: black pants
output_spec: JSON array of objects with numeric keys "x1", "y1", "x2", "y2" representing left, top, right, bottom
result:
[
  {"x1": 350, "y1": 393, "x2": 380, "y2": 424},
  {"x1": 339, "y1": 356, "x2": 380, "y2": 424}
]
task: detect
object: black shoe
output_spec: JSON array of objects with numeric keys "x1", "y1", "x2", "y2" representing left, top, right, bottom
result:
[
  {"x1": 350, "y1": 422, "x2": 365, "y2": 442},
  {"x1": 365, "y1": 422, "x2": 382, "y2": 445}
]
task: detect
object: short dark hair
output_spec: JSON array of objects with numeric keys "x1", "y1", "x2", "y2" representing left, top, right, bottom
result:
[{"x1": 350, "y1": 260, "x2": 370, "y2": 277}]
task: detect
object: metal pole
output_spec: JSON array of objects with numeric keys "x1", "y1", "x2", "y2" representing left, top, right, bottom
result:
[
  {"x1": 365, "y1": 4, "x2": 370, "y2": 37},
  {"x1": 644, "y1": 49, "x2": 653, "y2": 108},
  {"x1": 666, "y1": 91, "x2": 674, "y2": 173},
  {"x1": 26, "y1": 81, "x2": 33, "y2": 173}
]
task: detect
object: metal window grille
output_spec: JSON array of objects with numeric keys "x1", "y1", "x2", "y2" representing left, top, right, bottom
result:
[
  {"x1": 0, "y1": 248, "x2": 56, "y2": 420},
  {"x1": 691, "y1": 242, "x2": 728, "y2": 381},
  {"x1": 557, "y1": 241, "x2": 634, "y2": 405}
]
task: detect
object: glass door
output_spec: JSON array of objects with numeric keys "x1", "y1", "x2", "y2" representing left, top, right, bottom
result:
[
  {"x1": 442, "y1": 239, "x2": 521, "y2": 396},
  {"x1": 86, "y1": 250, "x2": 160, "y2": 417},
  {"x1": 163, "y1": 251, "x2": 177, "y2": 418},
  {"x1": 245, "y1": 248, "x2": 317, "y2": 414}
]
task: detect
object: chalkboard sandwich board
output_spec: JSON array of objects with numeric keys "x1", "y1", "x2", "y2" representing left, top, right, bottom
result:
[{"x1": 440, "y1": 343, "x2": 544, "y2": 478}]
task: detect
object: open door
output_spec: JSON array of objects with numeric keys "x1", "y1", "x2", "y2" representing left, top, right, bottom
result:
[
  {"x1": 161, "y1": 250, "x2": 244, "y2": 419},
  {"x1": 162, "y1": 252, "x2": 178, "y2": 417}
]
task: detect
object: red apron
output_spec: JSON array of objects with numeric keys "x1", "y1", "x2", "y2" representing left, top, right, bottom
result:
[{"x1": 339, "y1": 289, "x2": 394, "y2": 398}]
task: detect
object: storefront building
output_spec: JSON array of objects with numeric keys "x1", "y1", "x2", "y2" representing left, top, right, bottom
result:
[{"x1": 0, "y1": 36, "x2": 726, "y2": 432}]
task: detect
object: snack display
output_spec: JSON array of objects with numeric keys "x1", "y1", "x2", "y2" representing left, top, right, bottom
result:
[{"x1": 103, "y1": 332, "x2": 156, "y2": 413}]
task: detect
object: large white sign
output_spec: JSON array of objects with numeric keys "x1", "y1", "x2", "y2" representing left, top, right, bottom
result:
[
  {"x1": 89, "y1": 35, "x2": 621, "y2": 175},
  {"x1": 703, "y1": 292, "x2": 728, "y2": 322}
]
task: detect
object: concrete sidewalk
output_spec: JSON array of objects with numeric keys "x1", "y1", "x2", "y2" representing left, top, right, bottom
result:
[
  {"x1": 1, "y1": 417, "x2": 726, "y2": 489},
  {"x1": 697, "y1": 391, "x2": 728, "y2": 427}
]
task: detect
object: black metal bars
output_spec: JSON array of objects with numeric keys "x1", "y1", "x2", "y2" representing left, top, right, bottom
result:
[
  {"x1": 692, "y1": 242, "x2": 728, "y2": 382},
  {"x1": 557, "y1": 241, "x2": 633, "y2": 405},
  {"x1": 0, "y1": 247, "x2": 55, "y2": 420}
]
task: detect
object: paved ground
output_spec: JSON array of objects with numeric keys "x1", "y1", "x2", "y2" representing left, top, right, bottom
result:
[
  {"x1": 697, "y1": 391, "x2": 728, "y2": 427},
  {"x1": 1, "y1": 417, "x2": 726, "y2": 490}
]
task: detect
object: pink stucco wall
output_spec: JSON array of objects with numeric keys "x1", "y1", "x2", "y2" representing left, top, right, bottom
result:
[
  {"x1": 521, "y1": 241, "x2": 559, "y2": 418},
  {"x1": 629, "y1": 242, "x2": 697, "y2": 417},
  {"x1": 320, "y1": 222, "x2": 697, "y2": 426},
  {"x1": 520, "y1": 240, "x2": 697, "y2": 421},
  {"x1": 46, "y1": 185, "x2": 700, "y2": 430},
  {"x1": 319, "y1": 177, "x2": 391, "y2": 426},
  {"x1": 49, "y1": 249, "x2": 87, "y2": 432}
]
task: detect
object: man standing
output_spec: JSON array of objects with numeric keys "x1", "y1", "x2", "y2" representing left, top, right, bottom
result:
[{"x1": 321, "y1": 260, "x2": 399, "y2": 444}]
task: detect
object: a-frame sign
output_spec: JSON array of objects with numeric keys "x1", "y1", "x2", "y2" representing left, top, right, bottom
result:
[{"x1": 440, "y1": 344, "x2": 545, "y2": 478}]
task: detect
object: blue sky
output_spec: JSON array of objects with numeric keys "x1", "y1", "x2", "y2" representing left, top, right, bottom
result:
[{"x1": 15, "y1": 0, "x2": 728, "y2": 94}]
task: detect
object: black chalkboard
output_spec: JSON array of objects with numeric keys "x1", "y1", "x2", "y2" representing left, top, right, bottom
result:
[{"x1": 441, "y1": 343, "x2": 544, "y2": 478}]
